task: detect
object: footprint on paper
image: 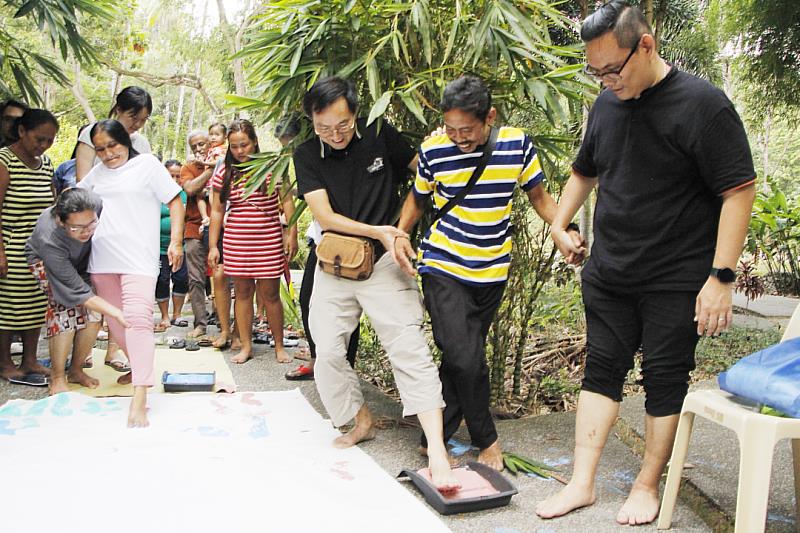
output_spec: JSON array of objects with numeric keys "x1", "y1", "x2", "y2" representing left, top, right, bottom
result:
[
  {"x1": 0, "y1": 420, "x2": 15, "y2": 436},
  {"x1": 211, "y1": 399, "x2": 232, "y2": 415},
  {"x1": 249, "y1": 416, "x2": 270, "y2": 439},
  {"x1": 241, "y1": 393, "x2": 262, "y2": 406},
  {"x1": 0, "y1": 404, "x2": 23, "y2": 418},
  {"x1": 25, "y1": 398, "x2": 49, "y2": 417},
  {"x1": 51, "y1": 394, "x2": 73, "y2": 417},
  {"x1": 82, "y1": 401, "x2": 102, "y2": 415},
  {"x1": 330, "y1": 461, "x2": 354, "y2": 481},
  {"x1": 196, "y1": 426, "x2": 229, "y2": 438}
]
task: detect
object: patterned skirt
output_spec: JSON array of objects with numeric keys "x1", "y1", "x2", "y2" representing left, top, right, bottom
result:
[{"x1": 29, "y1": 260, "x2": 101, "y2": 338}]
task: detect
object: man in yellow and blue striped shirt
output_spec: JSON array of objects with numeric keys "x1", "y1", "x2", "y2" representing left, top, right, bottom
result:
[{"x1": 396, "y1": 75, "x2": 582, "y2": 471}]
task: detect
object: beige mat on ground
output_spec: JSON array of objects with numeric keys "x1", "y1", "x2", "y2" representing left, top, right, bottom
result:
[{"x1": 68, "y1": 346, "x2": 236, "y2": 396}]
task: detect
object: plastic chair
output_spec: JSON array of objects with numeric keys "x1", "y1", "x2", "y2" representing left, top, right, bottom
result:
[{"x1": 658, "y1": 301, "x2": 800, "y2": 532}]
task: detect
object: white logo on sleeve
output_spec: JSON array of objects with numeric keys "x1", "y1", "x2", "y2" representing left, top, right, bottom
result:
[{"x1": 367, "y1": 157, "x2": 384, "y2": 174}]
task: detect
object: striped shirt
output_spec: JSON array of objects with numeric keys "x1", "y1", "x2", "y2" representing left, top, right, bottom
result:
[{"x1": 414, "y1": 126, "x2": 543, "y2": 285}]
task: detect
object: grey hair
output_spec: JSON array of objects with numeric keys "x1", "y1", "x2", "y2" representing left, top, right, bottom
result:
[
  {"x1": 186, "y1": 129, "x2": 208, "y2": 144},
  {"x1": 54, "y1": 188, "x2": 102, "y2": 223}
]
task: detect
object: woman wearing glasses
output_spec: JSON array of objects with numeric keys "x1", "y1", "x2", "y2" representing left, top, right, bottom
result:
[
  {"x1": 77, "y1": 119, "x2": 184, "y2": 427},
  {"x1": 0, "y1": 109, "x2": 58, "y2": 385},
  {"x1": 26, "y1": 188, "x2": 130, "y2": 394}
]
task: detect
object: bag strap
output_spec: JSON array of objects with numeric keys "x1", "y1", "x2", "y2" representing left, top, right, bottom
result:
[{"x1": 431, "y1": 126, "x2": 498, "y2": 224}]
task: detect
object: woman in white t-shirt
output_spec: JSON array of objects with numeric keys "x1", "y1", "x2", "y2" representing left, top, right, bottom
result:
[
  {"x1": 77, "y1": 119, "x2": 185, "y2": 428},
  {"x1": 75, "y1": 86, "x2": 153, "y2": 372}
]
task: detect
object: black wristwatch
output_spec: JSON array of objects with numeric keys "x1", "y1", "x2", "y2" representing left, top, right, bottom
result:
[
  {"x1": 566, "y1": 222, "x2": 580, "y2": 233},
  {"x1": 709, "y1": 267, "x2": 736, "y2": 283}
]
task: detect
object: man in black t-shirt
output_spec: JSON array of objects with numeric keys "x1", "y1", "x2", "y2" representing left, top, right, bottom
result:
[
  {"x1": 537, "y1": 2, "x2": 755, "y2": 526},
  {"x1": 294, "y1": 77, "x2": 458, "y2": 493}
]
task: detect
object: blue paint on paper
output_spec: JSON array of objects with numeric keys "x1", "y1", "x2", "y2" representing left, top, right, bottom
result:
[
  {"x1": 25, "y1": 398, "x2": 49, "y2": 417},
  {"x1": 82, "y1": 401, "x2": 102, "y2": 415},
  {"x1": 196, "y1": 426, "x2": 229, "y2": 437},
  {"x1": 51, "y1": 394, "x2": 73, "y2": 417},
  {"x1": 0, "y1": 420, "x2": 15, "y2": 436},
  {"x1": 249, "y1": 416, "x2": 270, "y2": 439},
  {"x1": 0, "y1": 404, "x2": 23, "y2": 417},
  {"x1": 103, "y1": 400, "x2": 122, "y2": 412}
]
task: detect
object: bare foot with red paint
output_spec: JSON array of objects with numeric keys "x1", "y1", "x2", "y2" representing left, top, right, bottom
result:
[
  {"x1": 616, "y1": 483, "x2": 659, "y2": 525},
  {"x1": 535, "y1": 482, "x2": 597, "y2": 519},
  {"x1": 428, "y1": 449, "x2": 460, "y2": 494},
  {"x1": 478, "y1": 440, "x2": 504, "y2": 471}
]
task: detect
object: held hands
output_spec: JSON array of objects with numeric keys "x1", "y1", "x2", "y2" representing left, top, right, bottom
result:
[
  {"x1": 375, "y1": 226, "x2": 410, "y2": 268},
  {"x1": 695, "y1": 277, "x2": 733, "y2": 337},
  {"x1": 550, "y1": 227, "x2": 587, "y2": 266},
  {"x1": 167, "y1": 242, "x2": 184, "y2": 273},
  {"x1": 208, "y1": 247, "x2": 220, "y2": 271}
]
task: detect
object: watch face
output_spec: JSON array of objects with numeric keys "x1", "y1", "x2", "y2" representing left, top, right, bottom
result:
[{"x1": 717, "y1": 268, "x2": 736, "y2": 283}]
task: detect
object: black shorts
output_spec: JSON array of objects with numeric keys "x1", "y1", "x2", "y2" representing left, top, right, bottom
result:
[{"x1": 581, "y1": 281, "x2": 700, "y2": 417}]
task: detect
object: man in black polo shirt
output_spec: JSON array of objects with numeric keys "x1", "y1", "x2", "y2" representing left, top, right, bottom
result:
[
  {"x1": 294, "y1": 76, "x2": 458, "y2": 493},
  {"x1": 536, "y1": 1, "x2": 755, "y2": 526}
]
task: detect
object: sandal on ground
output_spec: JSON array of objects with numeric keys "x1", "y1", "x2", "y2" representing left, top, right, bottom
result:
[
  {"x1": 169, "y1": 338, "x2": 186, "y2": 349},
  {"x1": 253, "y1": 332, "x2": 270, "y2": 344},
  {"x1": 211, "y1": 336, "x2": 231, "y2": 350},
  {"x1": 105, "y1": 359, "x2": 131, "y2": 373},
  {"x1": 154, "y1": 321, "x2": 169, "y2": 333},
  {"x1": 285, "y1": 365, "x2": 314, "y2": 381},
  {"x1": 170, "y1": 318, "x2": 189, "y2": 327},
  {"x1": 294, "y1": 348, "x2": 311, "y2": 362},
  {"x1": 270, "y1": 337, "x2": 299, "y2": 348},
  {"x1": 7, "y1": 373, "x2": 48, "y2": 387},
  {"x1": 82, "y1": 355, "x2": 93, "y2": 369},
  {"x1": 197, "y1": 335, "x2": 213, "y2": 347},
  {"x1": 185, "y1": 339, "x2": 200, "y2": 352}
]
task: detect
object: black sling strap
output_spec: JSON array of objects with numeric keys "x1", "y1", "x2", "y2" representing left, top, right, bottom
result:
[{"x1": 431, "y1": 126, "x2": 499, "y2": 224}]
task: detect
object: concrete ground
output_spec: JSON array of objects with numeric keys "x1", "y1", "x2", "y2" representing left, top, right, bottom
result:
[{"x1": 3, "y1": 291, "x2": 797, "y2": 532}]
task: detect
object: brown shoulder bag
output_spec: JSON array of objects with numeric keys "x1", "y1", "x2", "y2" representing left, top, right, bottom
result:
[{"x1": 316, "y1": 232, "x2": 375, "y2": 281}]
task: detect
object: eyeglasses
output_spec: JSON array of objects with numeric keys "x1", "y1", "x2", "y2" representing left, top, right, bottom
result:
[
  {"x1": 584, "y1": 42, "x2": 639, "y2": 82},
  {"x1": 66, "y1": 219, "x2": 99, "y2": 233},
  {"x1": 314, "y1": 119, "x2": 355, "y2": 137}
]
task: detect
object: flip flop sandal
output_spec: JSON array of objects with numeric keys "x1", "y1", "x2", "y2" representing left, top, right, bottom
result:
[
  {"x1": 82, "y1": 356, "x2": 93, "y2": 369},
  {"x1": 270, "y1": 338, "x2": 299, "y2": 348},
  {"x1": 7, "y1": 372, "x2": 49, "y2": 387},
  {"x1": 285, "y1": 365, "x2": 314, "y2": 381},
  {"x1": 253, "y1": 332, "x2": 270, "y2": 344},
  {"x1": 197, "y1": 336, "x2": 213, "y2": 347},
  {"x1": 154, "y1": 323, "x2": 168, "y2": 333},
  {"x1": 169, "y1": 338, "x2": 186, "y2": 349},
  {"x1": 105, "y1": 359, "x2": 131, "y2": 373},
  {"x1": 185, "y1": 340, "x2": 200, "y2": 352},
  {"x1": 170, "y1": 318, "x2": 189, "y2": 327}
]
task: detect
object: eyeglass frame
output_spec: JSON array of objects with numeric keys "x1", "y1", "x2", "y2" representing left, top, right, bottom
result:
[
  {"x1": 314, "y1": 119, "x2": 356, "y2": 137},
  {"x1": 584, "y1": 40, "x2": 639, "y2": 82},
  {"x1": 65, "y1": 218, "x2": 100, "y2": 234}
]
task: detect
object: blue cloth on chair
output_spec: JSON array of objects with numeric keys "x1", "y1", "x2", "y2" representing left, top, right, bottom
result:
[{"x1": 718, "y1": 337, "x2": 800, "y2": 417}]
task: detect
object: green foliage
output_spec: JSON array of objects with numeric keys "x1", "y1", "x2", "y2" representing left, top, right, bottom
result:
[
  {"x1": 235, "y1": 0, "x2": 592, "y2": 191},
  {"x1": 0, "y1": 0, "x2": 117, "y2": 104},
  {"x1": 717, "y1": 0, "x2": 800, "y2": 113},
  {"x1": 748, "y1": 183, "x2": 800, "y2": 295},
  {"x1": 693, "y1": 325, "x2": 782, "y2": 379}
]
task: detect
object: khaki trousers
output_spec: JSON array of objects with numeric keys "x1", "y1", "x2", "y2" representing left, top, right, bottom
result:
[{"x1": 310, "y1": 253, "x2": 444, "y2": 426}]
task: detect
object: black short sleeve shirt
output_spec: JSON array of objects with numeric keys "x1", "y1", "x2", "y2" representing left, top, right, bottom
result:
[
  {"x1": 294, "y1": 118, "x2": 416, "y2": 226},
  {"x1": 573, "y1": 68, "x2": 756, "y2": 291}
]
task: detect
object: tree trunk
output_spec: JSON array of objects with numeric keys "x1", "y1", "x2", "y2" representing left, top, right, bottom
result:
[
  {"x1": 172, "y1": 84, "x2": 186, "y2": 159},
  {"x1": 161, "y1": 101, "x2": 171, "y2": 159},
  {"x1": 642, "y1": 0, "x2": 654, "y2": 26},
  {"x1": 761, "y1": 109, "x2": 772, "y2": 193},
  {"x1": 70, "y1": 62, "x2": 96, "y2": 124}
]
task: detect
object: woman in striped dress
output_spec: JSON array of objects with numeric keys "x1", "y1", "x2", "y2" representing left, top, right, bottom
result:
[
  {"x1": 208, "y1": 119, "x2": 298, "y2": 365},
  {"x1": 0, "y1": 109, "x2": 59, "y2": 382}
]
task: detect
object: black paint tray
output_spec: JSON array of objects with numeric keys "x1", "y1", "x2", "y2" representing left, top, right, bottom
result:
[
  {"x1": 161, "y1": 371, "x2": 215, "y2": 392},
  {"x1": 398, "y1": 461, "x2": 518, "y2": 515}
]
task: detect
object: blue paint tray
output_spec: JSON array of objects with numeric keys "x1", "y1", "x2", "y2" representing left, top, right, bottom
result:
[
  {"x1": 398, "y1": 461, "x2": 518, "y2": 515},
  {"x1": 161, "y1": 371, "x2": 215, "y2": 392}
]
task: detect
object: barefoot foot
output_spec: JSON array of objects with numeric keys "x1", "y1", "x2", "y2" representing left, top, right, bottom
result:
[
  {"x1": 334, "y1": 406, "x2": 376, "y2": 449},
  {"x1": 275, "y1": 347, "x2": 292, "y2": 363},
  {"x1": 477, "y1": 440, "x2": 504, "y2": 471},
  {"x1": 49, "y1": 375, "x2": 70, "y2": 395},
  {"x1": 0, "y1": 364, "x2": 24, "y2": 381},
  {"x1": 616, "y1": 483, "x2": 659, "y2": 525},
  {"x1": 67, "y1": 369, "x2": 100, "y2": 389},
  {"x1": 117, "y1": 372, "x2": 132, "y2": 385},
  {"x1": 428, "y1": 448, "x2": 461, "y2": 494},
  {"x1": 231, "y1": 350, "x2": 253, "y2": 364},
  {"x1": 127, "y1": 391, "x2": 149, "y2": 428},
  {"x1": 418, "y1": 446, "x2": 459, "y2": 466},
  {"x1": 230, "y1": 337, "x2": 242, "y2": 351},
  {"x1": 535, "y1": 482, "x2": 597, "y2": 519},
  {"x1": 212, "y1": 332, "x2": 230, "y2": 349},
  {"x1": 19, "y1": 361, "x2": 51, "y2": 377}
]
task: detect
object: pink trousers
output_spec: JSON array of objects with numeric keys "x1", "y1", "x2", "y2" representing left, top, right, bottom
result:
[{"x1": 91, "y1": 273, "x2": 157, "y2": 387}]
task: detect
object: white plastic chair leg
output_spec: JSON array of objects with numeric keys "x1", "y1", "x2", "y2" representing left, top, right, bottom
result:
[
  {"x1": 734, "y1": 427, "x2": 776, "y2": 533},
  {"x1": 658, "y1": 411, "x2": 695, "y2": 530}
]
